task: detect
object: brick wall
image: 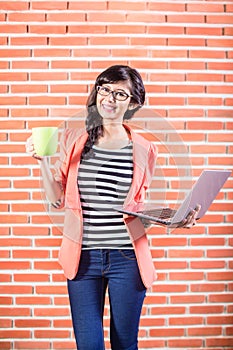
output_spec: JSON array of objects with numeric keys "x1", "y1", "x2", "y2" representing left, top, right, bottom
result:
[{"x1": 0, "y1": 1, "x2": 233, "y2": 349}]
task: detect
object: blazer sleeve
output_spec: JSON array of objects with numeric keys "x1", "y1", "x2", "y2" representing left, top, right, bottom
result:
[
  {"x1": 134, "y1": 142, "x2": 158, "y2": 205},
  {"x1": 145, "y1": 142, "x2": 158, "y2": 190},
  {"x1": 52, "y1": 129, "x2": 69, "y2": 209},
  {"x1": 140, "y1": 142, "x2": 158, "y2": 229}
]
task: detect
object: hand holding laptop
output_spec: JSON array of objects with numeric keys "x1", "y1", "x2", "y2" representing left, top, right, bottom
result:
[
  {"x1": 141, "y1": 204, "x2": 201, "y2": 229},
  {"x1": 168, "y1": 204, "x2": 201, "y2": 229},
  {"x1": 115, "y1": 170, "x2": 231, "y2": 227}
]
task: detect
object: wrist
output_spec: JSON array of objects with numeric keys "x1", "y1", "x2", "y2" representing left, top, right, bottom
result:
[{"x1": 37, "y1": 156, "x2": 47, "y2": 166}]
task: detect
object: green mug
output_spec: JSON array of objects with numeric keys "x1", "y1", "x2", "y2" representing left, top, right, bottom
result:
[{"x1": 32, "y1": 126, "x2": 58, "y2": 156}]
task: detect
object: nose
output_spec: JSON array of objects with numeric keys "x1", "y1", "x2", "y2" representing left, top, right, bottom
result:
[{"x1": 106, "y1": 91, "x2": 116, "y2": 102}]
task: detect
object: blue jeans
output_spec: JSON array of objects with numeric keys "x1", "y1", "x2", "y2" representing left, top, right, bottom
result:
[{"x1": 67, "y1": 249, "x2": 146, "y2": 350}]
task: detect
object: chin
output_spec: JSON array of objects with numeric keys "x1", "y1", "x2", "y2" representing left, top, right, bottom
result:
[{"x1": 102, "y1": 112, "x2": 119, "y2": 120}]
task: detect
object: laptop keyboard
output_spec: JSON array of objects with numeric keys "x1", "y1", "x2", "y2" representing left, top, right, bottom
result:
[{"x1": 138, "y1": 207, "x2": 177, "y2": 219}]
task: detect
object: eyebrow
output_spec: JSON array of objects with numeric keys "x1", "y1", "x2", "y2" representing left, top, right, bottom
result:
[{"x1": 102, "y1": 84, "x2": 130, "y2": 93}]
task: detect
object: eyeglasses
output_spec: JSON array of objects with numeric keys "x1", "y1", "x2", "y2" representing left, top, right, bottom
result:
[{"x1": 96, "y1": 85, "x2": 132, "y2": 101}]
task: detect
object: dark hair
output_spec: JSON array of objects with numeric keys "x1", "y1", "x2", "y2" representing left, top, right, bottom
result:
[{"x1": 82, "y1": 65, "x2": 145, "y2": 159}]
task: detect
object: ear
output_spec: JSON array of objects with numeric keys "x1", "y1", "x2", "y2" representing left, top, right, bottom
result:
[{"x1": 128, "y1": 103, "x2": 139, "y2": 110}]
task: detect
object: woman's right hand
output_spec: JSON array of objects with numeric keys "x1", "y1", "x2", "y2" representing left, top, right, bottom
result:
[{"x1": 25, "y1": 135, "x2": 44, "y2": 162}]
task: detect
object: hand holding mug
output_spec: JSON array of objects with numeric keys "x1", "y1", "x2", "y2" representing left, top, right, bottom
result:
[
  {"x1": 26, "y1": 127, "x2": 58, "y2": 160},
  {"x1": 26, "y1": 135, "x2": 44, "y2": 161}
]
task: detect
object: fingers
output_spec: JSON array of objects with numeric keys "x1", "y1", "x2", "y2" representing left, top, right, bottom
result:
[
  {"x1": 25, "y1": 135, "x2": 43, "y2": 161},
  {"x1": 25, "y1": 136, "x2": 33, "y2": 153},
  {"x1": 186, "y1": 204, "x2": 201, "y2": 228},
  {"x1": 177, "y1": 205, "x2": 201, "y2": 229}
]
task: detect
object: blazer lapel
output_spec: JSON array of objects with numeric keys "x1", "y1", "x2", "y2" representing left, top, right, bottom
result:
[
  {"x1": 65, "y1": 131, "x2": 88, "y2": 209},
  {"x1": 123, "y1": 126, "x2": 149, "y2": 207}
]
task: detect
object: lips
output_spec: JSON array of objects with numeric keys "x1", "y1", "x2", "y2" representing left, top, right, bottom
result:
[{"x1": 102, "y1": 104, "x2": 116, "y2": 113}]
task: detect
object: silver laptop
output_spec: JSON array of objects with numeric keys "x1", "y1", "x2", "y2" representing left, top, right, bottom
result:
[{"x1": 114, "y1": 169, "x2": 231, "y2": 226}]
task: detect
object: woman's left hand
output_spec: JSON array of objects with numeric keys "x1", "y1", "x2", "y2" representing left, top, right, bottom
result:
[
  {"x1": 142, "y1": 204, "x2": 201, "y2": 229},
  {"x1": 175, "y1": 204, "x2": 201, "y2": 229}
]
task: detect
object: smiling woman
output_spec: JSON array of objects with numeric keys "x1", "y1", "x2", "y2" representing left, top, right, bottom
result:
[{"x1": 25, "y1": 64, "x2": 200, "y2": 350}]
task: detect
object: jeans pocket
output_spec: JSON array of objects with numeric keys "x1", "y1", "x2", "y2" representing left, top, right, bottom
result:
[{"x1": 118, "y1": 249, "x2": 137, "y2": 261}]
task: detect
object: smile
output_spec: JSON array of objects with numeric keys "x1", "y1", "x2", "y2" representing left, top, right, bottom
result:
[{"x1": 102, "y1": 104, "x2": 116, "y2": 112}]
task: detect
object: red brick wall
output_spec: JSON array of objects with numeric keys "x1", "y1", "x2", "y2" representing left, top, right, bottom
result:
[{"x1": 0, "y1": 1, "x2": 233, "y2": 349}]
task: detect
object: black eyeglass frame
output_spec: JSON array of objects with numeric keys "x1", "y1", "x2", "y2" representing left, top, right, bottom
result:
[{"x1": 96, "y1": 85, "x2": 133, "y2": 101}]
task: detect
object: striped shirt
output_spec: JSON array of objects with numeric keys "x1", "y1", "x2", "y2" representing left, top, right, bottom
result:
[{"x1": 78, "y1": 143, "x2": 133, "y2": 249}]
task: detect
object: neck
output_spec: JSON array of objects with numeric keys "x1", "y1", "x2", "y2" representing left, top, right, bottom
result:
[
  {"x1": 96, "y1": 122, "x2": 130, "y2": 149},
  {"x1": 102, "y1": 122, "x2": 126, "y2": 138}
]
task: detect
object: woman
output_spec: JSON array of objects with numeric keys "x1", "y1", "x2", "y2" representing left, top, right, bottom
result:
[{"x1": 26, "y1": 65, "x2": 199, "y2": 350}]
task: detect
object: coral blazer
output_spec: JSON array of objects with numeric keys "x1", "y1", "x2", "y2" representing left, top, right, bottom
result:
[{"x1": 54, "y1": 124, "x2": 158, "y2": 288}]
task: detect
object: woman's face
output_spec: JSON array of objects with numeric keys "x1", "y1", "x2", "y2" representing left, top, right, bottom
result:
[{"x1": 96, "y1": 80, "x2": 134, "y2": 123}]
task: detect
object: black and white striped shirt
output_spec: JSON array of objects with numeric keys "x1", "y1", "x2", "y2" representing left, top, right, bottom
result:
[{"x1": 78, "y1": 143, "x2": 133, "y2": 249}]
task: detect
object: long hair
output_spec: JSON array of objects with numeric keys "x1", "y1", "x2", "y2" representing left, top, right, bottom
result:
[{"x1": 82, "y1": 65, "x2": 145, "y2": 159}]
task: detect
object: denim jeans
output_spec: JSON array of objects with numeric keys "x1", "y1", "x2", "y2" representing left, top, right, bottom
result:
[{"x1": 67, "y1": 249, "x2": 146, "y2": 350}]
